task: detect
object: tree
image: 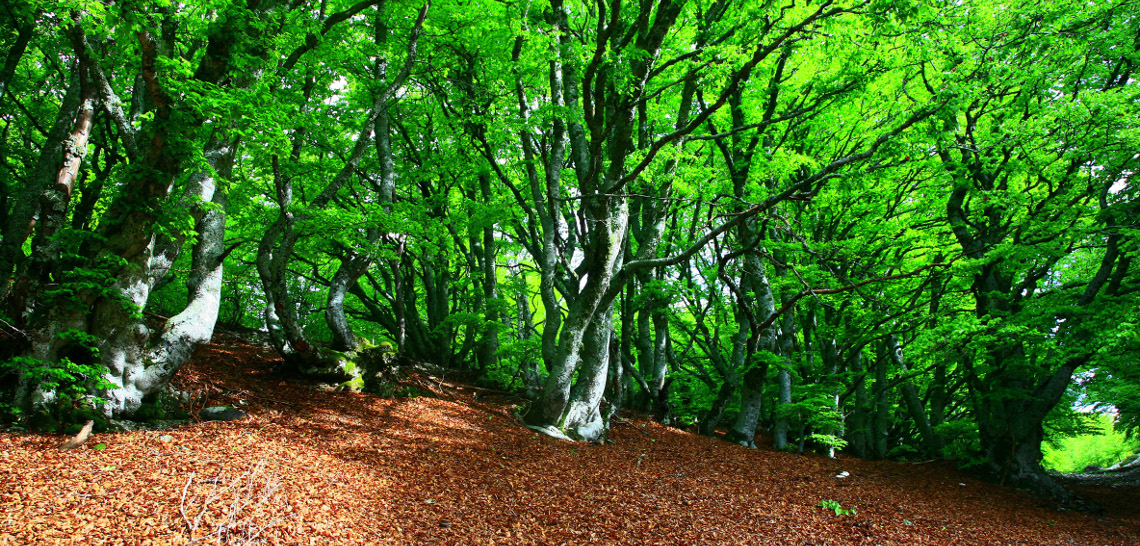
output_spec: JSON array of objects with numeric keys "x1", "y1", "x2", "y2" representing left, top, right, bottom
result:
[{"x1": 906, "y1": 0, "x2": 1139, "y2": 501}]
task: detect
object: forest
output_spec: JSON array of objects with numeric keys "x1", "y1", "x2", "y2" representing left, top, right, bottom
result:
[{"x1": 1, "y1": 0, "x2": 1138, "y2": 519}]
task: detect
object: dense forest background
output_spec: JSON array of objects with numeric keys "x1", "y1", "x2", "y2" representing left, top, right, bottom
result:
[{"x1": 1, "y1": 0, "x2": 1137, "y2": 505}]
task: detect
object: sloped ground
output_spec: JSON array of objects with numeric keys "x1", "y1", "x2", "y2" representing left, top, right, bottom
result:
[{"x1": 2, "y1": 336, "x2": 1138, "y2": 545}]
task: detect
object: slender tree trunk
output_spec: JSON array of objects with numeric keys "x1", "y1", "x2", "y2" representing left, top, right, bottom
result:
[
  {"x1": 326, "y1": 229, "x2": 380, "y2": 352},
  {"x1": 0, "y1": 72, "x2": 80, "y2": 297},
  {"x1": 820, "y1": 309, "x2": 841, "y2": 458},
  {"x1": 604, "y1": 324, "x2": 625, "y2": 423},
  {"x1": 636, "y1": 285, "x2": 656, "y2": 406},
  {"x1": 0, "y1": 18, "x2": 32, "y2": 101},
  {"x1": 515, "y1": 271, "x2": 542, "y2": 398},
  {"x1": 889, "y1": 334, "x2": 940, "y2": 457},
  {"x1": 772, "y1": 276, "x2": 796, "y2": 450},
  {"x1": 475, "y1": 173, "x2": 501, "y2": 371},
  {"x1": 773, "y1": 368, "x2": 793, "y2": 450},
  {"x1": 849, "y1": 350, "x2": 870, "y2": 459}
]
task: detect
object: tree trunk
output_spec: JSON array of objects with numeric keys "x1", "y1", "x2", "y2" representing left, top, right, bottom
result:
[
  {"x1": 773, "y1": 367, "x2": 793, "y2": 450},
  {"x1": 559, "y1": 304, "x2": 616, "y2": 441},
  {"x1": 326, "y1": 230, "x2": 379, "y2": 352},
  {"x1": 849, "y1": 350, "x2": 870, "y2": 459},
  {"x1": 820, "y1": 312, "x2": 841, "y2": 458},
  {"x1": 0, "y1": 17, "x2": 32, "y2": 101},
  {"x1": 475, "y1": 173, "x2": 501, "y2": 371},
  {"x1": 636, "y1": 289, "x2": 655, "y2": 407},
  {"x1": 872, "y1": 340, "x2": 890, "y2": 459},
  {"x1": 514, "y1": 268, "x2": 543, "y2": 398},
  {"x1": 973, "y1": 349, "x2": 1083, "y2": 502},
  {"x1": 727, "y1": 252, "x2": 777, "y2": 447},
  {"x1": 0, "y1": 72, "x2": 81, "y2": 297},
  {"x1": 92, "y1": 135, "x2": 234, "y2": 417},
  {"x1": 889, "y1": 334, "x2": 940, "y2": 457},
  {"x1": 772, "y1": 279, "x2": 796, "y2": 450},
  {"x1": 532, "y1": 194, "x2": 629, "y2": 439}
]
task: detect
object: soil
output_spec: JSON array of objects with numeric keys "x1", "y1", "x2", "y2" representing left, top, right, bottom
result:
[{"x1": 2, "y1": 334, "x2": 1138, "y2": 544}]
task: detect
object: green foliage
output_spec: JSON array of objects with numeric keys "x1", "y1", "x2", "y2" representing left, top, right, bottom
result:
[
  {"x1": 1042, "y1": 413, "x2": 1140, "y2": 473},
  {"x1": 933, "y1": 419, "x2": 986, "y2": 469},
  {"x1": 0, "y1": 332, "x2": 114, "y2": 405},
  {"x1": 788, "y1": 386, "x2": 848, "y2": 453},
  {"x1": 44, "y1": 231, "x2": 139, "y2": 317},
  {"x1": 817, "y1": 499, "x2": 856, "y2": 516}
]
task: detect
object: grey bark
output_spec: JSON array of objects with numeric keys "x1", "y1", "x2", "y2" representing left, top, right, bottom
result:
[
  {"x1": 91, "y1": 134, "x2": 235, "y2": 416},
  {"x1": 872, "y1": 340, "x2": 890, "y2": 459},
  {"x1": 514, "y1": 269, "x2": 542, "y2": 398},
  {"x1": 773, "y1": 367, "x2": 793, "y2": 450},
  {"x1": 259, "y1": 1, "x2": 426, "y2": 363},
  {"x1": 772, "y1": 269, "x2": 796, "y2": 451},
  {"x1": 820, "y1": 309, "x2": 841, "y2": 458},
  {"x1": 849, "y1": 350, "x2": 870, "y2": 459},
  {"x1": 475, "y1": 171, "x2": 501, "y2": 372},
  {"x1": 560, "y1": 304, "x2": 616, "y2": 440},
  {"x1": 889, "y1": 334, "x2": 940, "y2": 457},
  {"x1": 727, "y1": 253, "x2": 777, "y2": 446},
  {"x1": 0, "y1": 71, "x2": 80, "y2": 295}
]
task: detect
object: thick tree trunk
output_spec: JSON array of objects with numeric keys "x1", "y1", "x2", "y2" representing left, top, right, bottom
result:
[
  {"x1": 728, "y1": 366, "x2": 764, "y2": 448},
  {"x1": 973, "y1": 352, "x2": 1082, "y2": 502},
  {"x1": 15, "y1": 62, "x2": 97, "y2": 412},
  {"x1": 728, "y1": 253, "x2": 777, "y2": 446},
  {"x1": 872, "y1": 341, "x2": 890, "y2": 459},
  {"x1": 559, "y1": 305, "x2": 616, "y2": 441},
  {"x1": 533, "y1": 195, "x2": 629, "y2": 439},
  {"x1": 92, "y1": 137, "x2": 234, "y2": 417},
  {"x1": 28, "y1": 63, "x2": 95, "y2": 281},
  {"x1": 19, "y1": 128, "x2": 235, "y2": 418}
]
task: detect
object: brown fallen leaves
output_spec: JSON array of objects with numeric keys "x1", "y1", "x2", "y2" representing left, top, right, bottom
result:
[{"x1": 2, "y1": 337, "x2": 1138, "y2": 545}]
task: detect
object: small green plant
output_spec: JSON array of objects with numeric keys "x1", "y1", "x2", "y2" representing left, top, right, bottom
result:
[
  {"x1": 816, "y1": 499, "x2": 856, "y2": 516},
  {"x1": 1, "y1": 329, "x2": 116, "y2": 403}
]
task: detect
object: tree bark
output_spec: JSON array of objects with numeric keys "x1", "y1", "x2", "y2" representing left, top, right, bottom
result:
[
  {"x1": 0, "y1": 72, "x2": 80, "y2": 298},
  {"x1": 889, "y1": 334, "x2": 940, "y2": 457},
  {"x1": 849, "y1": 350, "x2": 870, "y2": 459}
]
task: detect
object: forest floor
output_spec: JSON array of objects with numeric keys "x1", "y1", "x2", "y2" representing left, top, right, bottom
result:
[{"x1": 2, "y1": 335, "x2": 1139, "y2": 545}]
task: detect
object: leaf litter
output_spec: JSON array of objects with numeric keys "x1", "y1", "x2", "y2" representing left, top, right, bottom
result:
[{"x1": 2, "y1": 335, "x2": 1138, "y2": 545}]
